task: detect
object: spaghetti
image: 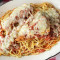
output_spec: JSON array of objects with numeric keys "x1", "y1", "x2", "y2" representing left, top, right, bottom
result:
[{"x1": 0, "y1": 2, "x2": 60, "y2": 57}]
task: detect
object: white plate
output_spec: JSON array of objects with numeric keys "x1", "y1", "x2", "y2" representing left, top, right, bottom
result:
[{"x1": 0, "y1": 0, "x2": 60, "y2": 60}]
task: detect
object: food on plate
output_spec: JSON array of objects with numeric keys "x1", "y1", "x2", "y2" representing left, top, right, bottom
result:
[{"x1": 0, "y1": 2, "x2": 60, "y2": 57}]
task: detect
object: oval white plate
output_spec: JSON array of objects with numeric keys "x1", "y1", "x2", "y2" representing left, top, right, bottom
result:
[{"x1": 0, "y1": 0, "x2": 60, "y2": 60}]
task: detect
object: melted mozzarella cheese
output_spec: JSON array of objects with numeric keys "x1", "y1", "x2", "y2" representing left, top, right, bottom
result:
[
  {"x1": 46, "y1": 8, "x2": 59, "y2": 18},
  {"x1": 0, "y1": 4, "x2": 32, "y2": 53},
  {"x1": 0, "y1": 27, "x2": 17, "y2": 53},
  {"x1": 45, "y1": 8, "x2": 60, "y2": 36},
  {"x1": 19, "y1": 24, "x2": 29, "y2": 36},
  {"x1": 30, "y1": 11, "x2": 50, "y2": 35},
  {"x1": 1, "y1": 4, "x2": 31, "y2": 31},
  {"x1": 19, "y1": 11, "x2": 50, "y2": 37}
]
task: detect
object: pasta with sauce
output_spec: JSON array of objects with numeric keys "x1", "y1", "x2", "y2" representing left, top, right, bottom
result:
[{"x1": 0, "y1": 2, "x2": 60, "y2": 57}]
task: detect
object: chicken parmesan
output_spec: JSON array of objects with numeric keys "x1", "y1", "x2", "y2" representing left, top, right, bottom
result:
[{"x1": 0, "y1": 2, "x2": 60, "y2": 57}]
